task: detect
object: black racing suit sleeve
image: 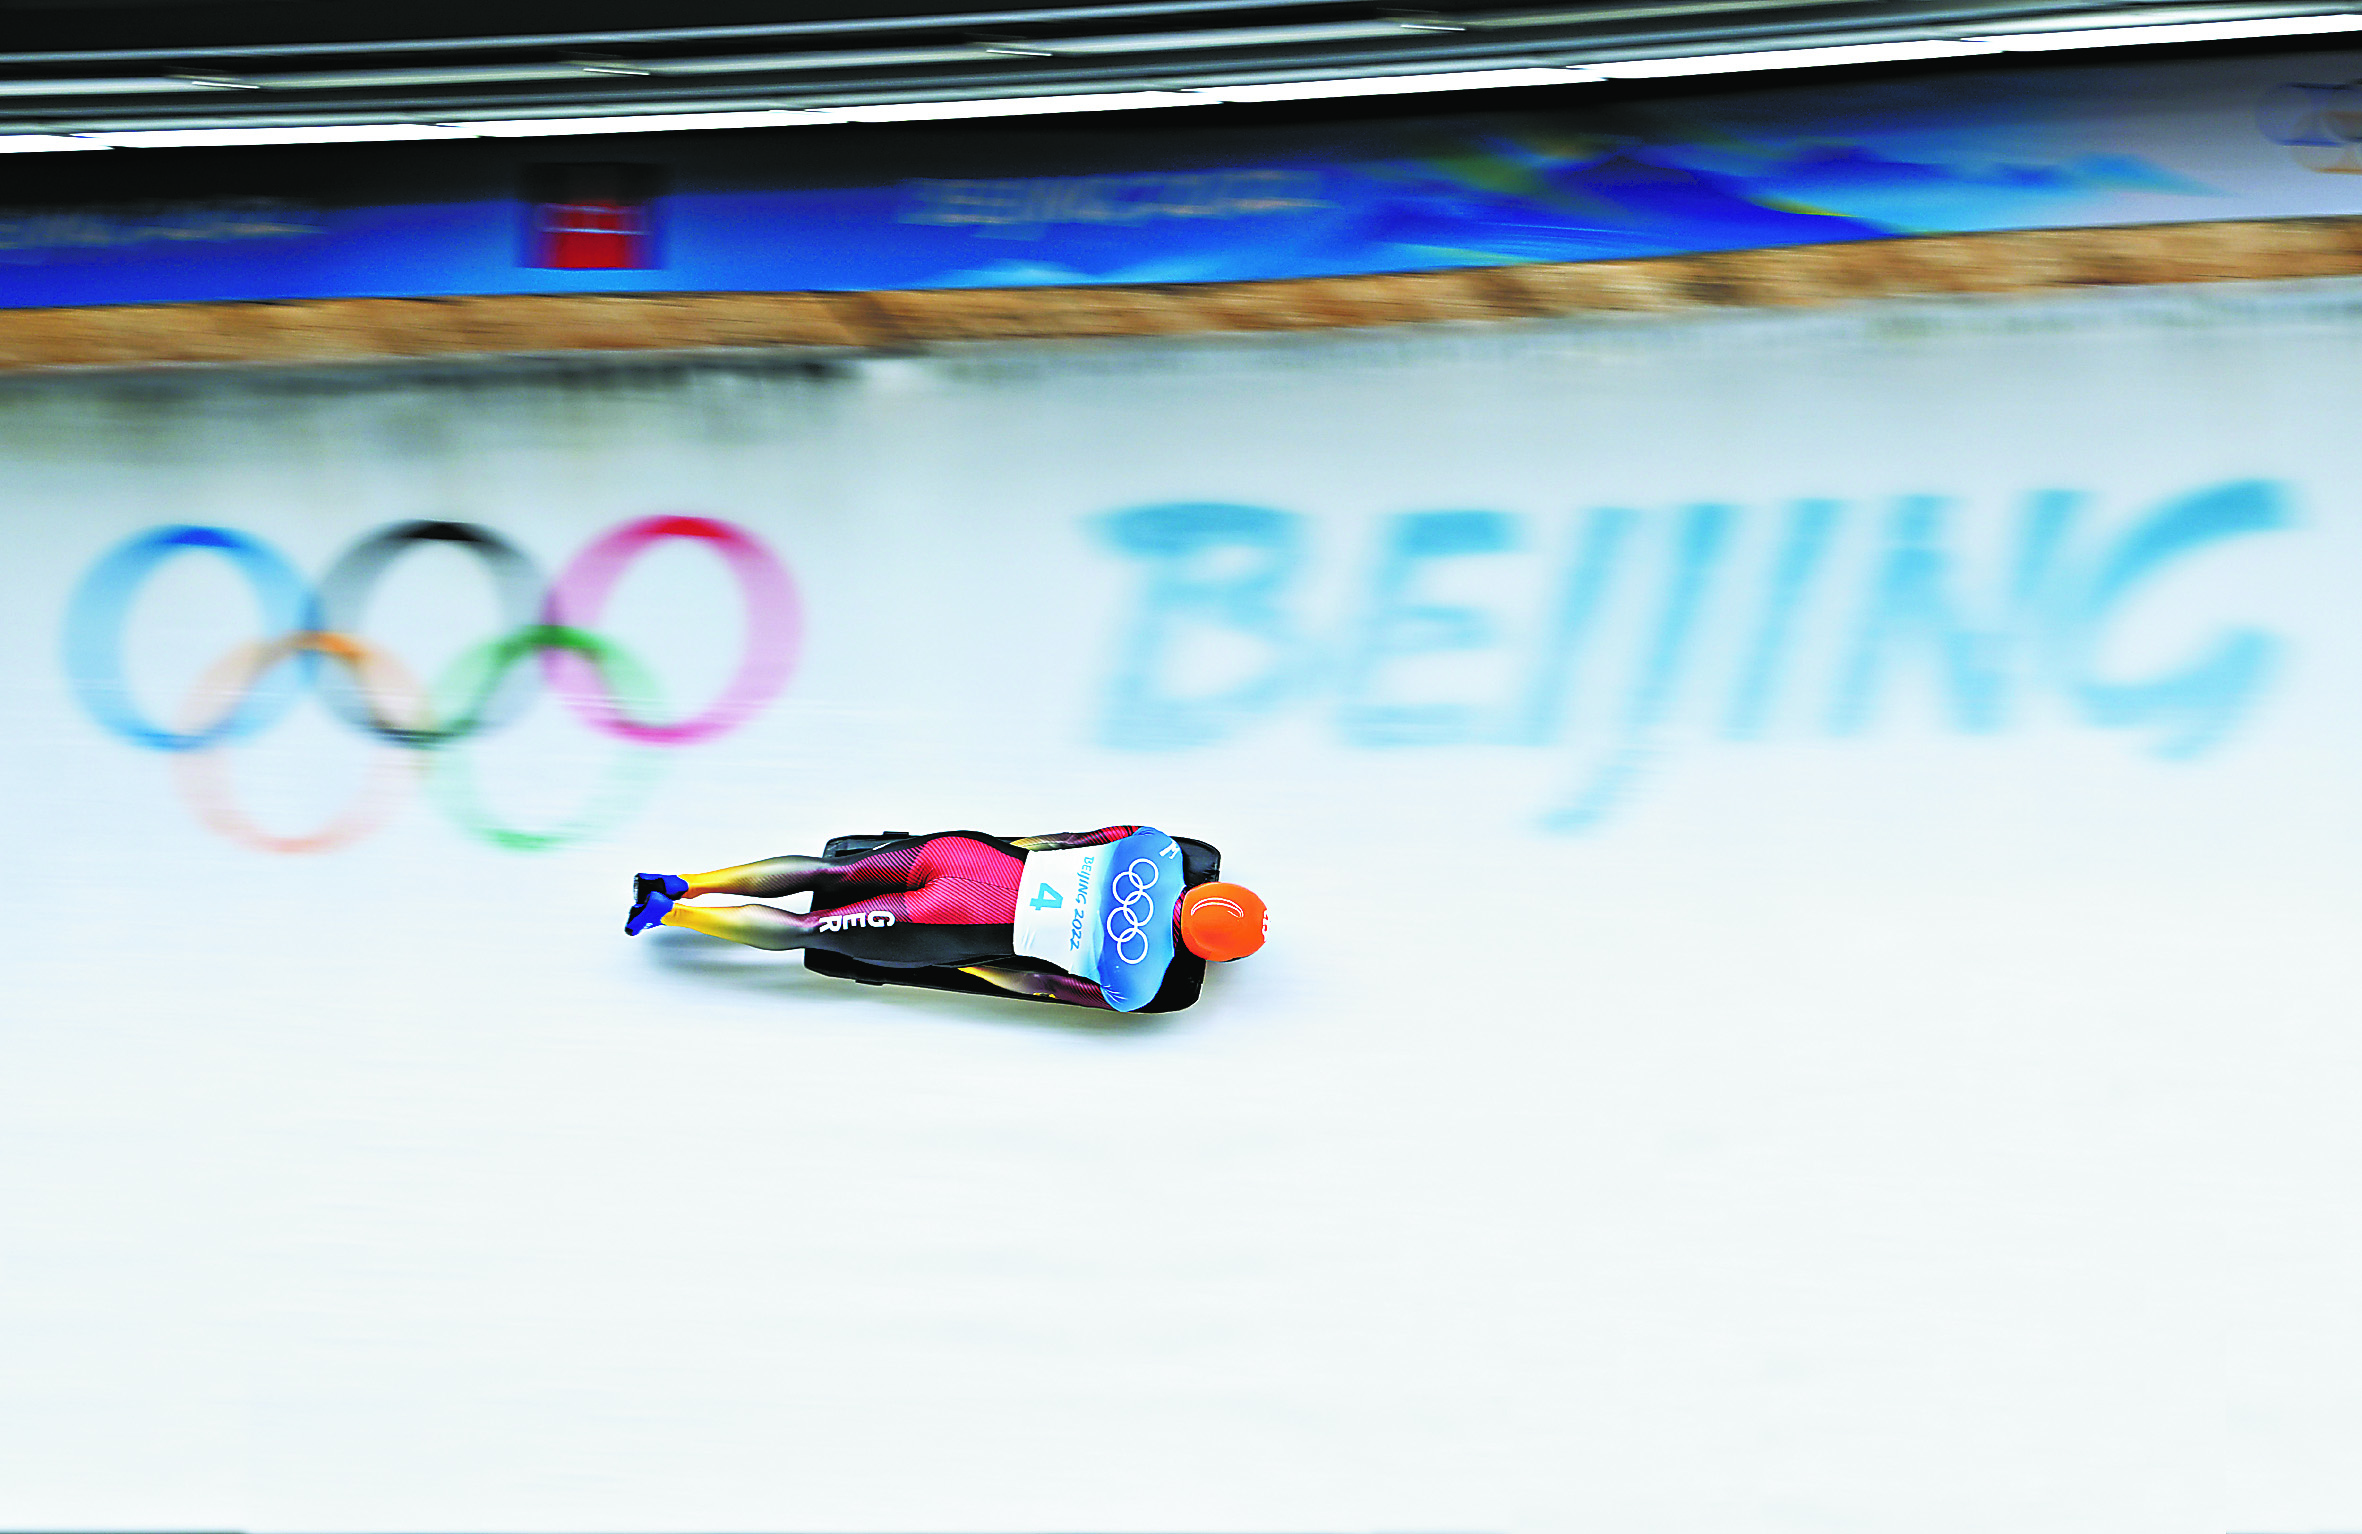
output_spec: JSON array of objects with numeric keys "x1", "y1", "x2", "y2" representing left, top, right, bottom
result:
[
  {"x1": 958, "y1": 962, "x2": 1114, "y2": 1009},
  {"x1": 1006, "y1": 825, "x2": 1141, "y2": 852}
]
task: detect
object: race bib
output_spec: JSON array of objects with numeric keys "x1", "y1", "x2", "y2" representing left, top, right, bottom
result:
[{"x1": 1010, "y1": 829, "x2": 1184, "y2": 1012}]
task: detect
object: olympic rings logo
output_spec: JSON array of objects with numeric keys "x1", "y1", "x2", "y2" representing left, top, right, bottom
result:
[
  {"x1": 1103, "y1": 857, "x2": 1162, "y2": 964},
  {"x1": 63, "y1": 514, "x2": 801, "y2": 854}
]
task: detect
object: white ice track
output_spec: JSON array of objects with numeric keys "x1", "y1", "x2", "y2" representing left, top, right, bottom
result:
[{"x1": 2, "y1": 282, "x2": 2359, "y2": 1532}]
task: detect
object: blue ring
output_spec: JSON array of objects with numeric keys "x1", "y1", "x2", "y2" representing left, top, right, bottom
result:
[{"x1": 62, "y1": 526, "x2": 310, "y2": 751}]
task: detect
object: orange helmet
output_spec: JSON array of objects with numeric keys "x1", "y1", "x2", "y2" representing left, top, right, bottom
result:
[{"x1": 1178, "y1": 882, "x2": 1266, "y2": 961}]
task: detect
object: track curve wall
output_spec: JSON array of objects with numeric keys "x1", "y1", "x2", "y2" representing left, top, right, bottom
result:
[{"x1": 0, "y1": 273, "x2": 2355, "y2": 1530}]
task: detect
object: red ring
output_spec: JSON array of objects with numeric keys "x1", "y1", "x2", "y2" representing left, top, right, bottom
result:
[{"x1": 541, "y1": 515, "x2": 801, "y2": 746}]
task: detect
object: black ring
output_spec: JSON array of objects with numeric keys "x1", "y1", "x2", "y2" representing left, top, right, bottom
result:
[{"x1": 308, "y1": 520, "x2": 545, "y2": 747}]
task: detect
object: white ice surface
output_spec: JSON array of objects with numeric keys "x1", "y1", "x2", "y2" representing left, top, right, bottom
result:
[{"x1": 1, "y1": 283, "x2": 2358, "y2": 1532}]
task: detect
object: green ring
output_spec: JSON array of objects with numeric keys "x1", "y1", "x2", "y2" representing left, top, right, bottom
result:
[{"x1": 426, "y1": 625, "x2": 664, "y2": 853}]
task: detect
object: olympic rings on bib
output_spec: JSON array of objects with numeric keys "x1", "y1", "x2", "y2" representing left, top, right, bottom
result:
[
  {"x1": 64, "y1": 515, "x2": 801, "y2": 854},
  {"x1": 1103, "y1": 857, "x2": 1162, "y2": 964}
]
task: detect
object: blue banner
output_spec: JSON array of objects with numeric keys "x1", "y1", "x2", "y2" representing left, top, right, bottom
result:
[{"x1": 6, "y1": 49, "x2": 2362, "y2": 309}]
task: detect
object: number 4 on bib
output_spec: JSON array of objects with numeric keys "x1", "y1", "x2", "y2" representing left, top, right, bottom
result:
[{"x1": 1029, "y1": 882, "x2": 1064, "y2": 911}]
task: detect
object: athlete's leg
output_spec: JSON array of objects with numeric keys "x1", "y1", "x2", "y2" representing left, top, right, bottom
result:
[
  {"x1": 662, "y1": 901, "x2": 809, "y2": 950},
  {"x1": 665, "y1": 889, "x2": 1014, "y2": 967},
  {"x1": 647, "y1": 834, "x2": 1025, "y2": 962},
  {"x1": 631, "y1": 844, "x2": 929, "y2": 939},
  {"x1": 681, "y1": 855, "x2": 832, "y2": 899},
  {"x1": 682, "y1": 838, "x2": 945, "y2": 900}
]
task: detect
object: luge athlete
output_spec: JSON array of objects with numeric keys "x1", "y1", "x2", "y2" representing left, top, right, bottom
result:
[{"x1": 625, "y1": 826, "x2": 1264, "y2": 1012}]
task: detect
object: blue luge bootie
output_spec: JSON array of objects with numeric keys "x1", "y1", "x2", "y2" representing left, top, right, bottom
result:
[
  {"x1": 625, "y1": 891, "x2": 675, "y2": 936},
  {"x1": 626, "y1": 873, "x2": 686, "y2": 936}
]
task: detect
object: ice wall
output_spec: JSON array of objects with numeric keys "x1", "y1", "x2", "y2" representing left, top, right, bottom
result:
[{"x1": 3, "y1": 281, "x2": 2357, "y2": 1532}]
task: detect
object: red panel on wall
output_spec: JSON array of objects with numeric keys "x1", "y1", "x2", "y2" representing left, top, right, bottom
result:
[
  {"x1": 532, "y1": 199, "x2": 653, "y2": 269},
  {"x1": 521, "y1": 164, "x2": 665, "y2": 269}
]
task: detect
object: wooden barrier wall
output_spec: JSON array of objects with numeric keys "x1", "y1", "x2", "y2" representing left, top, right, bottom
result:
[{"x1": 7, "y1": 213, "x2": 2362, "y2": 369}]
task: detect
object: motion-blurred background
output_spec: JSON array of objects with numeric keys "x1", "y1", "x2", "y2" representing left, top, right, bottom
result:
[{"x1": 4, "y1": 0, "x2": 2360, "y2": 1529}]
